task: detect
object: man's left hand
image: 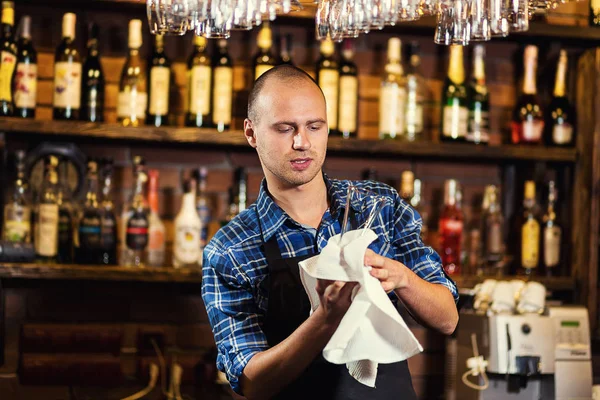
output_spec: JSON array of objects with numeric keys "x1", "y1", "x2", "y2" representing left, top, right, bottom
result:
[{"x1": 364, "y1": 249, "x2": 409, "y2": 292}]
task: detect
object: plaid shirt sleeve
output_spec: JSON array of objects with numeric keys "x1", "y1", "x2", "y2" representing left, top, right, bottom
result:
[
  {"x1": 201, "y1": 240, "x2": 269, "y2": 395},
  {"x1": 391, "y1": 193, "x2": 459, "y2": 303}
]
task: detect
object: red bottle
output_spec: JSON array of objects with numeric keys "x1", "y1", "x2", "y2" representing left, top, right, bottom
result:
[{"x1": 439, "y1": 179, "x2": 464, "y2": 275}]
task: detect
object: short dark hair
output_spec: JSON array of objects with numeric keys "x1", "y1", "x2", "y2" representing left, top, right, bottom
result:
[{"x1": 247, "y1": 65, "x2": 323, "y2": 123}]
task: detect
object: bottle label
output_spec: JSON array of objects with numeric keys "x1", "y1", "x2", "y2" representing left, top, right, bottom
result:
[
  {"x1": 126, "y1": 212, "x2": 149, "y2": 250},
  {"x1": 36, "y1": 204, "x2": 59, "y2": 257},
  {"x1": 379, "y1": 84, "x2": 406, "y2": 138},
  {"x1": 255, "y1": 65, "x2": 273, "y2": 81},
  {"x1": 101, "y1": 214, "x2": 117, "y2": 250},
  {"x1": 338, "y1": 75, "x2": 358, "y2": 133},
  {"x1": 521, "y1": 119, "x2": 544, "y2": 142},
  {"x1": 0, "y1": 51, "x2": 16, "y2": 102},
  {"x1": 149, "y1": 66, "x2": 170, "y2": 116},
  {"x1": 212, "y1": 66, "x2": 232, "y2": 125},
  {"x1": 4, "y1": 218, "x2": 31, "y2": 243},
  {"x1": 175, "y1": 225, "x2": 200, "y2": 264},
  {"x1": 467, "y1": 107, "x2": 490, "y2": 143},
  {"x1": 486, "y1": 221, "x2": 503, "y2": 254},
  {"x1": 442, "y1": 103, "x2": 468, "y2": 138},
  {"x1": 148, "y1": 227, "x2": 165, "y2": 251},
  {"x1": 53, "y1": 61, "x2": 82, "y2": 109},
  {"x1": 79, "y1": 215, "x2": 102, "y2": 249},
  {"x1": 552, "y1": 123, "x2": 573, "y2": 145},
  {"x1": 544, "y1": 225, "x2": 561, "y2": 267},
  {"x1": 189, "y1": 65, "x2": 211, "y2": 115},
  {"x1": 15, "y1": 63, "x2": 37, "y2": 109},
  {"x1": 521, "y1": 219, "x2": 540, "y2": 268},
  {"x1": 117, "y1": 90, "x2": 147, "y2": 119},
  {"x1": 319, "y1": 69, "x2": 339, "y2": 130},
  {"x1": 440, "y1": 218, "x2": 464, "y2": 235},
  {"x1": 405, "y1": 92, "x2": 423, "y2": 136}
]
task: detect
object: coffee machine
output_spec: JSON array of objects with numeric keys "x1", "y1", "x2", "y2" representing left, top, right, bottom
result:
[{"x1": 449, "y1": 306, "x2": 593, "y2": 400}]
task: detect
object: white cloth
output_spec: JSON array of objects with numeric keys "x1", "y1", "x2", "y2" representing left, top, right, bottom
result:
[{"x1": 298, "y1": 228, "x2": 423, "y2": 387}]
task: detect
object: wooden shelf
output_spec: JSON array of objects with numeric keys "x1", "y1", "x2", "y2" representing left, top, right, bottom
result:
[
  {"x1": 453, "y1": 274, "x2": 577, "y2": 291},
  {"x1": 0, "y1": 118, "x2": 578, "y2": 163}
]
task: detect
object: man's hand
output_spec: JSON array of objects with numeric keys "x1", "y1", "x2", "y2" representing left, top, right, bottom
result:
[
  {"x1": 315, "y1": 279, "x2": 357, "y2": 324},
  {"x1": 364, "y1": 249, "x2": 409, "y2": 292}
]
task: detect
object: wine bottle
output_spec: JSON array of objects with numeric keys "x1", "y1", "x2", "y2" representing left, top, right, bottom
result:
[
  {"x1": 35, "y1": 156, "x2": 60, "y2": 263},
  {"x1": 122, "y1": 156, "x2": 149, "y2": 267},
  {"x1": 14, "y1": 15, "x2": 37, "y2": 119},
  {"x1": 3, "y1": 150, "x2": 31, "y2": 244},
  {"x1": 542, "y1": 181, "x2": 561, "y2": 274},
  {"x1": 404, "y1": 42, "x2": 425, "y2": 142},
  {"x1": 467, "y1": 44, "x2": 490, "y2": 145},
  {"x1": 441, "y1": 45, "x2": 468, "y2": 142},
  {"x1": 439, "y1": 179, "x2": 464, "y2": 275},
  {"x1": 546, "y1": 50, "x2": 575, "y2": 146},
  {"x1": 81, "y1": 23, "x2": 105, "y2": 123},
  {"x1": 338, "y1": 40, "x2": 358, "y2": 139},
  {"x1": 521, "y1": 180, "x2": 540, "y2": 275},
  {"x1": 253, "y1": 22, "x2": 276, "y2": 80},
  {"x1": 512, "y1": 45, "x2": 544, "y2": 145},
  {"x1": 279, "y1": 33, "x2": 293, "y2": 66},
  {"x1": 53, "y1": 13, "x2": 81, "y2": 121},
  {"x1": 379, "y1": 37, "x2": 406, "y2": 140},
  {"x1": 316, "y1": 37, "x2": 340, "y2": 136},
  {"x1": 173, "y1": 179, "x2": 201, "y2": 269},
  {"x1": 211, "y1": 39, "x2": 233, "y2": 132},
  {"x1": 117, "y1": 19, "x2": 147, "y2": 127},
  {"x1": 0, "y1": 0, "x2": 16, "y2": 117},
  {"x1": 186, "y1": 35, "x2": 212, "y2": 128},
  {"x1": 147, "y1": 34, "x2": 171, "y2": 127},
  {"x1": 99, "y1": 159, "x2": 117, "y2": 265},
  {"x1": 76, "y1": 160, "x2": 103, "y2": 265}
]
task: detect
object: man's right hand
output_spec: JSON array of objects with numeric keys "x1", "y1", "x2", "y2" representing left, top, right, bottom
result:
[{"x1": 315, "y1": 280, "x2": 358, "y2": 325}]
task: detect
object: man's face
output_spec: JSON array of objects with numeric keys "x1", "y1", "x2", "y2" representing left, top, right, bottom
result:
[{"x1": 248, "y1": 79, "x2": 329, "y2": 188}]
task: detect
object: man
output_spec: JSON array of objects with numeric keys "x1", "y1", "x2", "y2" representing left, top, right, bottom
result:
[{"x1": 202, "y1": 65, "x2": 458, "y2": 400}]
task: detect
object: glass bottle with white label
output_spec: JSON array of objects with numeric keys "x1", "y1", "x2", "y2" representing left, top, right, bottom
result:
[
  {"x1": 173, "y1": 179, "x2": 201, "y2": 269},
  {"x1": 35, "y1": 156, "x2": 59, "y2": 263},
  {"x1": 147, "y1": 169, "x2": 165, "y2": 267},
  {"x1": 316, "y1": 37, "x2": 340, "y2": 136},
  {"x1": 253, "y1": 22, "x2": 276, "y2": 81},
  {"x1": 379, "y1": 37, "x2": 406, "y2": 140},
  {"x1": 14, "y1": 15, "x2": 36, "y2": 119},
  {"x1": 337, "y1": 40, "x2": 358, "y2": 139},
  {"x1": 81, "y1": 23, "x2": 105, "y2": 123},
  {"x1": 186, "y1": 35, "x2": 212, "y2": 128},
  {"x1": 404, "y1": 42, "x2": 425, "y2": 142},
  {"x1": 467, "y1": 45, "x2": 490, "y2": 145},
  {"x1": 542, "y1": 181, "x2": 562, "y2": 274},
  {"x1": 122, "y1": 156, "x2": 149, "y2": 267},
  {"x1": 76, "y1": 160, "x2": 103, "y2": 265},
  {"x1": 147, "y1": 34, "x2": 171, "y2": 127},
  {"x1": 521, "y1": 180, "x2": 540, "y2": 275},
  {"x1": 53, "y1": 13, "x2": 81, "y2": 121},
  {"x1": 441, "y1": 45, "x2": 468, "y2": 142},
  {"x1": 118, "y1": 19, "x2": 147, "y2": 127},
  {"x1": 3, "y1": 150, "x2": 31, "y2": 244},
  {"x1": 0, "y1": 1, "x2": 16, "y2": 117},
  {"x1": 512, "y1": 45, "x2": 544, "y2": 145},
  {"x1": 546, "y1": 50, "x2": 575, "y2": 147},
  {"x1": 211, "y1": 39, "x2": 232, "y2": 132}
]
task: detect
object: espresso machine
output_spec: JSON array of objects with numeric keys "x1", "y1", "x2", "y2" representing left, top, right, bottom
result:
[{"x1": 449, "y1": 306, "x2": 593, "y2": 400}]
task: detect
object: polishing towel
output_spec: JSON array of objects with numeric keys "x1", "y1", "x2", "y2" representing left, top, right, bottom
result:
[{"x1": 298, "y1": 228, "x2": 423, "y2": 387}]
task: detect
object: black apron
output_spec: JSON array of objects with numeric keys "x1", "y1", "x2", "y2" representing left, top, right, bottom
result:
[{"x1": 257, "y1": 211, "x2": 418, "y2": 400}]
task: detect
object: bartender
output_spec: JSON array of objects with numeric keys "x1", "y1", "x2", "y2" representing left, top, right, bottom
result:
[{"x1": 201, "y1": 65, "x2": 459, "y2": 400}]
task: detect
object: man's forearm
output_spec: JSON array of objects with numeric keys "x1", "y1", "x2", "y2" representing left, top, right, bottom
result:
[
  {"x1": 394, "y1": 268, "x2": 458, "y2": 335},
  {"x1": 240, "y1": 307, "x2": 338, "y2": 400}
]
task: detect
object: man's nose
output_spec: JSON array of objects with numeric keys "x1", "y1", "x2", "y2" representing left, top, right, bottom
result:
[{"x1": 292, "y1": 128, "x2": 311, "y2": 151}]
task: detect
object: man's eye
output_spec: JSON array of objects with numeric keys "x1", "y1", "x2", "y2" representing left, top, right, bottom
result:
[
  {"x1": 278, "y1": 127, "x2": 293, "y2": 133},
  {"x1": 309, "y1": 125, "x2": 322, "y2": 131}
]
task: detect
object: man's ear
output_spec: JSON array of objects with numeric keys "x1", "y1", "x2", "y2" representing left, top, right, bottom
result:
[{"x1": 244, "y1": 118, "x2": 257, "y2": 148}]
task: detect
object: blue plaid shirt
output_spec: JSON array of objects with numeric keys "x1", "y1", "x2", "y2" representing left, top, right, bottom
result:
[{"x1": 201, "y1": 175, "x2": 458, "y2": 394}]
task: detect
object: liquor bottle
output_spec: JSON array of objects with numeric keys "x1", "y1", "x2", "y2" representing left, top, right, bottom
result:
[
  {"x1": 53, "y1": 13, "x2": 81, "y2": 121},
  {"x1": 316, "y1": 37, "x2": 340, "y2": 136},
  {"x1": 590, "y1": 0, "x2": 600, "y2": 26},
  {"x1": 122, "y1": 156, "x2": 149, "y2": 267},
  {"x1": 0, "y1": 1, "x2": 16, "y2": 116},
  {"x1": 57, "y1": 159, "x2": 74, "y2": 264},
  {"x1": 3, "y1": 150, "x2": 31, "y2": 244},
  {"x1": 147, "y1": 169, "x2": 165, "y2": 267},
  {"x1": 253, "y1": 22, "x2": 276, "y2": 80},
  {"x1": 76, "y1": 160, "x2": 103, "y2": 265},
  {"x1": 439, "y1": 179, "x2": 464, "y2": 275},
  {"x1": 186, "y1": 35, "x2": 212, "y2": 128},
  {"x1": 542, "y1": 181, "x2": 561, "y2": 274},
  {"x1": 279, "y1": 33, "x2": 293, "y2": 65},
  {"x1": 147, "y1": 34, "x2": 171, "y2": 127},
  {"x1": 521, "y1": 180, "x2": 540, "y2": 275},
  {"x1": 99, "y1": 159, "x2": 117, "y2": 265},
  {"x1": 512, "y1": 45, "x2": 544, "y2": 145},
  {"x1": 412, "y1": 178, "x2": 429, "y2": 243},
  {"x1": 467, "y1": 45, "x2": 490, "y2": 145},
  {"x1": 35, "y1": 156, "x2": 59, "y2": 263},
  {"x1": 211, "y1": 39, "x2": 233, "y2": 132},
  {"x1": 379, "y1": 37, "x2": 406, "y2": 140},
  {"x1": 400, "y1": 171, "x2": 414, "y2": 203},
  {"x1": 338, "y1": 40, "x2": 358, "y2": 139},
  {"x1": 404, "y1": 42, "x2": 425, "y2": 142},
  {"x1": 14, "y1": 15, "x2": 36, "y2": 119},
  {"x1": 441, "y1": 45, "x2": 468, "y2": 142},
  {"x1": 481, "y1": 185, "x2": 504, "y2": 273},
  {"x1": 195, "y1": 167, "x2": 212, "y2": 261},
  {"x1": 173, "y1": 179, "x2": 201, "y2": 268},
  {"x1": 546, "y1": 50, "x2": 575, "y2": 146},
  {"x1": 118, "y1": 19, "x2": 147, "y2": 127},
  {"x1": 81, "y1": 23, "x2": 105, "y2": 123}
]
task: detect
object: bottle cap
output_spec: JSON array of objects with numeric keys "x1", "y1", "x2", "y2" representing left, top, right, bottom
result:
[
  {"x1": 2, "y1": 1, "x2": 13, "y2": 26},
  {"x1": 342, "y1": 39, "x2": 354, "y2": 59},
  {"x1": 194, "y1": 35, "x2": 207, "y2": 48},
  {"x1": 444, "y1": 179, "x2": 459, "y2": 206},
  {"x1": 257, "y1": 22, "x2": 272, "y2": 50},
  {"x1": 387, "y1": 37, "x2": 401, "y2": 62},
  {"x1": 20, "y1": 15, "x2": 31, "y2": 39},
  {"x1": 401, "y1": 171, "x2": 414, "y2": 195},
  {"x1": 524, "y1": 180, "x2": 536, "y2": 200},
  {"x1": 62, "y1": 12, "x2": 76, "y2": 40},
  {"x1": 320, "y1": 37, "x2": 335, "y2": 56},
  {"x1": 129, "y1": 19, "x2": 143, "y2": 49}
]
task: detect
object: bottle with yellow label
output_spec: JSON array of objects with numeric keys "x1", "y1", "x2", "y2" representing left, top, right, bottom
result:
[
  {"x1": 117, "y1": 19, "x2": 147, "y2": 127},
  {"x1": 53, "y1": 13, "x2": 81, "y2": 121},
  {"x1": 14, "y1": 15, "x2": 37, "y2": 119},
  {"x1": 521, "y1": 180, "x2": 540, "y2": 275},
  {"x1": 338, "y1": 40, "x2": 358, "y2": 139},
  {"x1": 186, "y1": 35, "x2": 212, "y2": 128},
  {"x1": 0, "y1": 1, "x2": 17, "y2": 116},
  {"x1": 146, "y1": 34, "x2": 171, "y2": 127},
  {"x1": 316, "y1": 37, "x2": 340, "y2": 136},
  {"x1": 211, "y1": 39, "x2": 233, "y2": 132},
  {"x1": 253, "y1": 22, "x2": 276, "y2": 81}
]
